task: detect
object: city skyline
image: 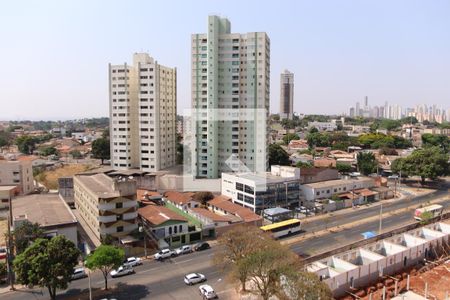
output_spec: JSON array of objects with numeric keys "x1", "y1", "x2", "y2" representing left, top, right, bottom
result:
[{"x1": 1, "y1": 0, "x2": 450, "y2": 120}]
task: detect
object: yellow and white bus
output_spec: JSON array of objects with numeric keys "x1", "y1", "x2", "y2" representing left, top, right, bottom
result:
[
  {"x1": 414, "y1": 204, "x2": 443, "y2": 221},
  {"x1": 260, "y1": 219, "x2": 301, "y2": 239}
]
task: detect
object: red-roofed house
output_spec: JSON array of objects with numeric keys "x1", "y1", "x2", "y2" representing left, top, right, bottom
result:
[
  {"x1": 207, "y1": 195, "x2": 263, "y2": 226},
  {"x1": 164, "y1": 191, "x2": 200, "y2": 210},
  {"x1": 189, "y1": 207, "x2": 234, "y2": 228}
]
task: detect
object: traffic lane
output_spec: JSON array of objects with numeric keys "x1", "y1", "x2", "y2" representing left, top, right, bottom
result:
[{"x1": 292, "y1": 211, "x2": 417, "y2": 257}]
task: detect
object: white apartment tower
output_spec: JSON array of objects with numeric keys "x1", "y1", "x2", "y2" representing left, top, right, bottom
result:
[
  {"x1": 280, "y1": 70, "x2": 294, "y2": 120},
  {"x1": 109, "y1": 53, "x2": 176, "y2": 171},
  {"x1": 191, "y1": 15, "x2": 270, "y2": 179}
]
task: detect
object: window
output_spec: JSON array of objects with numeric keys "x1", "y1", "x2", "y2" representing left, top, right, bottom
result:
[
  {"x1": 117, "y1": 226, "x2": 123, "y2": 232},
  {"x1": 169, "y1": 227, "x2": 172, "y2": 235},
  {"x1": 236, "y1": 182, "x2": 244, "y2": 191},
  {"x1": 116, "y1": 202, "x2": 123, "y2": 209}
]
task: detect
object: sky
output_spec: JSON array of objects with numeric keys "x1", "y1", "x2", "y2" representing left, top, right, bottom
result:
[{"x1": 0, "y1": 0, "x2": 449, "y2": 120}]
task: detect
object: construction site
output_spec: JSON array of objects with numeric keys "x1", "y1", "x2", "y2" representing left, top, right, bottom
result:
[{"x1": 306, "y1": 217, "x2": 450, "y2": 300}]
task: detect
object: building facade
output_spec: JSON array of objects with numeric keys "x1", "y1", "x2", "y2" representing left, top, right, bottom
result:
[
  {"x1": 74, "y1": 173, "x2": 138, "y2": 243},
  {"x1": 222, "y1": 166, "x2": 301, "y2": 214},
  {"x1": 191, "y1": 15, "x2": 270, "y2": 179},
  {"x1": 279, "y1": 70, "x2": 294, "y2": 120},
  {"x1": 109, "y1": 53, "x2": 176, "y2": 172},
  {"x1": 0, "y1": 159, "x2": 34, "y2": 195}
]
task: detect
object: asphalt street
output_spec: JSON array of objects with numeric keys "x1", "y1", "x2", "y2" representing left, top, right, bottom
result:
[{"x1": 2, "y1": 248, "x2": 236, "y2": 300}]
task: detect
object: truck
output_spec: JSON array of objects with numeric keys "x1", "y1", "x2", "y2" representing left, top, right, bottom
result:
[{"x1": 414, "y1": 204, "x2": 444, "y2": 221}]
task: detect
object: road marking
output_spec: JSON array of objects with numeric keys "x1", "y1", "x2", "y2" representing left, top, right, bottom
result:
[
  {"x1": 140, "y1": 267, "x2": 160, "y2": 274},
  {"x1": 175, "y1": 258, "x2": 193, "y2": 264}
]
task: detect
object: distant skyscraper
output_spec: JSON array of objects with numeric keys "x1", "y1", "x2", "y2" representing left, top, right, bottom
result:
[
  {"x1": 355, "y1": 102, "x2": 361, "y2": 117},
  {"x1": 109, "y1": 53, "x2": 177, "y2": 171},
  {"x1": 279, "y1": 70, "x2": 294, "y2": 120},
  {"x1": 191, "y1": 15, "x2": 270, "y2": 179},
  {"x1": 349, "y1": 107, "x2": 355, "y2": 117}
]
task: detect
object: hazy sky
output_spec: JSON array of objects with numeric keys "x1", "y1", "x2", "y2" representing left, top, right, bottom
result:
[{"x1": 1, "y1": 0, "x2": 449, "y2": 120}]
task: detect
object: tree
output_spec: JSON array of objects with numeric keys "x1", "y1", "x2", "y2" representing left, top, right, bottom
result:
[
  {"x1": 13, "y1": 236, "x2": 80, "y2": 300},
  {"x1": 421, "y1": 133, "x2": 450, "y2": 153},
  {"x1": 391, "y1": 147, "x2": 449, "y2": 185},
  {"x1": 419, "y1": 211, "x2": 433, "y2": 225},
  {"x1": 357, "y1": 152, "x2": 377, "y2": 175},
  {"x1": 283, "y1": 133, "x2": 299, "y2": 145},
  {"x1": 12, "y1": 221, "x2": 45, "y2": 254},
  {"x1": 296, "y1": 161, "x2": 313, "y2": 168},
  {"x1": 39, "y1": 146, "x2": 58, "y2": 157},
  {"x1": 102, "y1": 127, "x2": 110, "y2": 139},
  {"x1": 280, "y1": 270, "x2": 333, "y2": 300},
  {"x1": 69, "y1": 149, "x2": 82, "y2": 159},
  {"x1": 85, "y1": 245, "x2": 124, "y2": 290},
  {"x1": 193, "y1": 191, "x2": 214, "y2": 206},
  {"x1": 336, "y1": 162, "x2": 352, "y2": 173},
  {"x1": 15, "y1": 135, "x2": 36, "y2": 154},
  {"x1": 0, "y1": 130, "x2": 11, "y2": 149},
  {"x1": 215, "y1": 225, "x2": 271, "y2": 292},
  {"x1": 269, "y1": 144, "x2": 290, "y2": 166},
  {"x1": 0, "y1": 262, "x2": 6, "y2": 283},
  {"x1": 91, "y1": 137, "x2": 110, "y2": 164},
  {"x1": 306, "y1": 132, "x2": 330, "y2": 148}
]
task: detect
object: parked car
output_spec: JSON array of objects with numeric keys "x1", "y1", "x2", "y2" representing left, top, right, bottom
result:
[
  {"x1": 184, "y1": 273, "x2": 206, "y2": 285},
  {"x1": 0, "y1": 247, "x2": 6, "y2": 260},
  {"x1": 110, "y1": 265, "x2": 134, "y2": 278},
  {"x1": 154, "y1": 248, "x2": 176, "y2": 260},
  {"x1": 176, "y1": 245, "x2": 193, "y2": 255},
  {"x1": 71, "y1": 267, "x2": 87, "y2": 280},
  {"x1": 199, "y1": 284, "x2": 217, "y2": 299},
  {"x1": 194, "y1": 242, "x2": 210, "y2": 252},
  {"x1": 123, "y1": 256, "x2": 142, "y2": 267}
]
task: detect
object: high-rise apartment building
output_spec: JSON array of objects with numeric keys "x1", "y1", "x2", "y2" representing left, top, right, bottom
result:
[
  {"x1": 191, "y1": 16, "x2": 270, "y2": 179},
  {"x1": 109, "y1": 53, "x2": 176, "y2": 171},
  {"x1": 279, "y1": 70, "x2": 294, "y2": 120}
]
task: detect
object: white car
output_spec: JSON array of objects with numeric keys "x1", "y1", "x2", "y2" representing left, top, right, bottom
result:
[
  {"x1": 71, "y1": 267, "x2": 87, "y2": 280},
  {"x1": 176, "y1": 245, "x2": 193, "y2": 255},
  {"x1": 110, "y1": 265, "x2": 134, "y2": 278},
  {"x1": 124, "y1": 257, "x2": 142, "y2": 267},
  {"x1": 199, "y1": 284, "x2": 217, "y2": 299},
  {"x1": 184, "y1": 273, "x2": 206, "y2": 285},
  {"x1": 154, "y1": 249, "x2": 176, "y2": 260}
]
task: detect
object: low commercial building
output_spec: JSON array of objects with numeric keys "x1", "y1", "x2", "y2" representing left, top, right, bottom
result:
[
  {"x1": 12, "y1": 194, "x2": 78, "y2": 245},
  {"x1": 300, "y1": 177, "x2": 375, "y2": 205},
  {"x1": 308, "y1": 121, "x2": 337, "y2": 132},
  {"x1": 222, "y1": 165, "x2": 301, "y2": 214},
  {"x1": 74, "y1": 173, "x2": 138, "y2": 245},
  {"x1": 207, "y1": 195, "x2": 263, "y2": 226},
  {"x1": 0, "y1": 186, "x2": 18, "y2": 209},
  {"x1": 0, "y1": 158, "x2": 34, "y2": 195}
]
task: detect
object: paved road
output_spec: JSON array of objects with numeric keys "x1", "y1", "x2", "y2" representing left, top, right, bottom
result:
[
  {"x1": 2, "y1": 248, "x2": 235, "y2": 300},
  {"x1": 289, "y1": 191, "x2": 450, "y2": 257}
]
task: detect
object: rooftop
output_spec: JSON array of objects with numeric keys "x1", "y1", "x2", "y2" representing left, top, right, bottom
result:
[
  {"x1": 164, "y1": 191, "x2": 196, "y2": 205},
  {"x1": 138, "y1": 205, "x2": 188, "y2": 226},
  {"x1": 303, "y1": 177, "x2": 374, "y2": 189},
  {"x1": 208, "y1": 195, "x2": 262, "y2": 223},
  {"x1": 190, "y1": 207, "x2": 233, "y2": 223},
  {"x1": 12, "y1": 194, "x2": 77, "y2": 228},
  {"x1": 75, "y1": 173, "x2": 136, "y2": 198}
]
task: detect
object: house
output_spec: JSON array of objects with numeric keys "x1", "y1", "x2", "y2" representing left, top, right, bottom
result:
[
  {"x1": 12, "y1": 194, "x2": 78, "y2": 246},
  {"x1": 189, "y1": 207, "x2": 235, "y2": 228},
  {"x1": 207, "y1": 195, "x2": 263, "y2": 226},
  {"x1": 290, "y1": 153, "x2": 313, "y2": 165},
  {"x1": 137, "y1": 189, "x2": 163, "y2": 206},
  {"x1": 313, "y1": 157, "x2": 336, "y2": 168},
  {"x1": 163, "y1": 191, "x2": 199, "y2": 210},
  {"x1": 308, "y1": 121, "x2": 337, "y2": 132},
  {"x1": 287, "y1": 139, "x2": 309, "y2": 152},
  {"x1": 0, "y1": 186, "x2": 18, "y2": 209},
  {"x1": 299, "y1": 168, "x2": 339, "y2": 184}
]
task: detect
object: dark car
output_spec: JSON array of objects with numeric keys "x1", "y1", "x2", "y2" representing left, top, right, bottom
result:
[{"x1": 194, "y1": 242, "x2": 210, "y2": 251}]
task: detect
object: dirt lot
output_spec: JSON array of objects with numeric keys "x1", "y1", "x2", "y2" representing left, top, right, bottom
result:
[
  {"x1": 37, "y1": 163, "x2": 96, "y2": 190},
  {"x1": 340, "y1": 260, "x2": 450, "y2": 300}
]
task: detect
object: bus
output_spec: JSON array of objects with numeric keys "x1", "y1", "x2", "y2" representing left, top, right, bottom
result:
[
  {"x1": 414, "y1": 204, "x2": 444, "y2": 221},
  {"x1": 260, "y1": 219, "x2": 301, "y2": 239}
]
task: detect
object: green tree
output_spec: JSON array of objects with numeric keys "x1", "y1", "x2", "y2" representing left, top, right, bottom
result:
[
  {"x1": 13, "y1": 236, "x2": 80, "y2": 300},
  {"x1": 91, "y1": 137, "x2": 110, "y2": 164},
  {"x1": 0, "y1": 261, "x2": 6, "y2": 283},
  {"x1": 39, "y1": 146, "x2": 58, "y2": 157},
  {"x1": 15, "y1": 135, "x2": 36, "y2": 154},
  {"x1": 421, "y1": 133, "x2": 450, "y2": 153},
  {"x1": 282, "y1": 133, "x2": 299, "y2": 145},
  {"x1": 306, "y1": 132, "x2": 330, "y2": 148},
  {"x1": 379, "y1": 119, "x2": 401, "y2": 131},
  {"x1": 12, "y1": 221, "x2": 45, "y2": 254},
  {"x1": 296, "y1": 161, "x2": 313, "y2": 168},
  {"x1": 357, "y1": 152, "x2": 378, "y2": 175},
  {"x1": 391, "y1": 147, "x2": 449, "y2": 185},
  {"x1": 419, "y1": 211, "x2": 434, "y2": 225},
  {"x1": 102, "y1": 127, "x2": 110, "y2": 139},
  {"x1": 69, "y1": 149, "x2": 82, "y2": 159},
  {"x1": 85, "y1": 245, "x2": 124, "y2": 290},
  {"x1": 281, "y1": 270, "x2": 333, "y2": 300},
  {"x1": 268, "y1": 144, "x2": 290, "y2": 166},
  {"x1": 336, "y1": 162, "x2": 352, "y2": 173},
  {"x1": 0, "y1": 130, "x2": 11, "y2": 149}
]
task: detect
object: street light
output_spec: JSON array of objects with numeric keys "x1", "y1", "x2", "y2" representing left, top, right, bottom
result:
[{"x1": 139, "y1": 226, "x2": 147, "y2": 259}]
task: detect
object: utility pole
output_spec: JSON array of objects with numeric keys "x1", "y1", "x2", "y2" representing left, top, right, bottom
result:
[
  {"x1": 6, "y1": 193, "x2": 15, "y2": 291},
  {"x1": 378, "y1": 203, "x2": 383, "y2": 235}
]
